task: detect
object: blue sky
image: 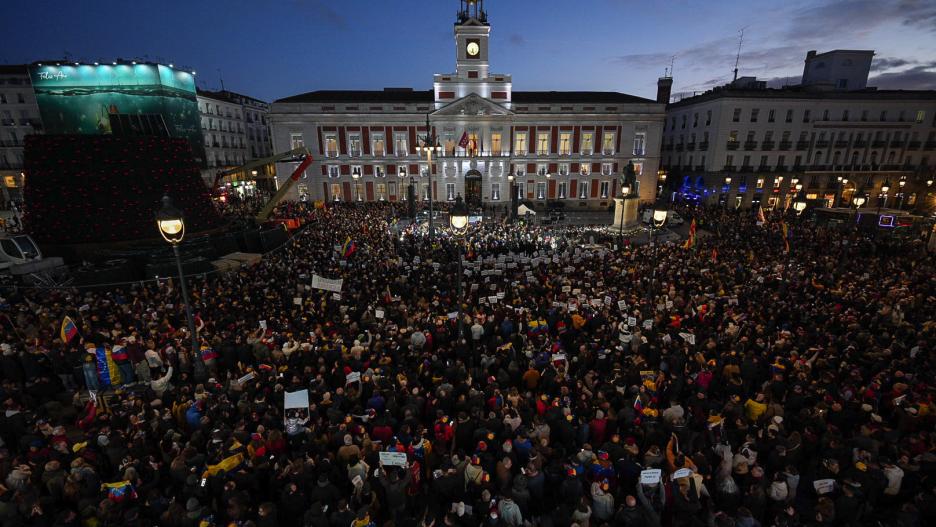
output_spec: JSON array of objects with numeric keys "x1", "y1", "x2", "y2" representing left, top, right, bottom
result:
[{"x1": 3, "y1": 0, "x2": 934, "y2": 102}]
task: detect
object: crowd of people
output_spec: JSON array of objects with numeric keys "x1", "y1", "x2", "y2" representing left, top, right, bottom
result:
[{"x1": 0, "y1": 199, "x2": 933, "y2": 527}]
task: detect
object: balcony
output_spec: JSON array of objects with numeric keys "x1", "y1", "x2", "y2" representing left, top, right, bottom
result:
[
  {"x1": 758, "y1": 164, "x2": 771, "y2": 172},
  {"x1": 779, "y1": 141, "x2": 792, "y2": 150},
  {"x1": 694, "y1": 165, "x2": 705, "y2": 171},
  {"x1": 815, "y1": 140, "x2": 830, "y2": 148},
  {"x1": 0, "y1": 119, "x2": 14, "y2": 126},
  {"x1": 723, "y1": 165, "x2": 736, "y2": 172},
  {"x1": 889, "y1": 141, "x2": 905, "y2": 149},
  {"x1": 603, "y1": 149, "x2": 615, "y2": 156},
  {"x1": 796, "y1": 141, "x2": 810, "y2": 150},
  {"x1": 349, "y1": 149, "x2": 362, "y2": 157},
  {"x1": 726, "y1": 142, "x2": 739, "y2": 150},
  {"x1": 872, "y1": 140, "x2": 886, "y2": 148},
  {"x1": 685, "y1": 142, "x2": 695, "y2": 151},
  {"x1": 907, "y1": 141, "x2": 921, "y2": 150},
  {"x1": 740, "y1": 165, "x2": 754, "y2": 172},
  {"x1": 675, "y1": 143, "x2": 684, "y2": 152},
  {"x1": 761, "y1": 141, "x2": 775, "y2": 151},
  {"x1": 925, "y1": 141, "x2": 936, "y2": 149},
  {"x1": 854, "y1": 140, "x2": 867, "y2": 148},
  {"x1": 698, "y1": 141, "x2": 709, "y2": 151},
  {"x1": 743, "y1": 141, "x2": 758, "y2": 151},
  {"x1": 834, "y1": 141, "x2": 849, "y2": 148}
]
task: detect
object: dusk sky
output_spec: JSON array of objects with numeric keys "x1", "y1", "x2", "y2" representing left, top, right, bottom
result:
[{"x1": 4, "y1": 0, "x2": 935, "y2": 102}]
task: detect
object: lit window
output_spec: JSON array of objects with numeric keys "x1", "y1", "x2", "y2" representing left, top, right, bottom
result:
[
  {"x1": 491, "y1": 183, "x2": 500, "y2": 200},
  {"x1": 290, "y1": 133, "x2": 304, "y2": 150},
  {"x1": 578, "y1": 181, "x2": 588, "y2": 199},
  {"x1": 324, "y1": 134, "x2": 338, "y2": 157},
  {"x1": 536, "y1": 182, "x2": 546, "y2": 200},
  {"x1": 446, "y1": 183, "x2": 456, "y2": 201},
  {"x1": 328, "y1": 165, "x2": 340, "y2": 178},
  {"x1": 632, "y1": 133, "x2": 645, "y2": 156},
  {"x1": 581, "y1": 132, "x2": 594, "y2": 154},
  {"x1": 580, "y1": 163, "x2": 591, "y2": 176},
  {"x1": 330, "y1": 183, "x2": 341, "y2": 201},
  {"x1": 603, "y1": 132, "x2": 615, "y2": 154},
  {"x1": 601, "y1": 163, "x2": 613, "y2": 175},
  {"x1": 372, "y1": 133, "x2": 385, "y2": 156},
  {"x1": 537, "y1": 163, "x2": 548, "y2": 176},
  {"x1": 376, "y1": 183, "x2": 386, "y2": 201},
  {"x1": 559, "y1": 163, "x2": 569, "y2": 176},
  {"x1": 491, "y1": 133, "x2": 502, "y2": 155},
  {"x1": 537, "y1": 132, "x2": 549, "y2": 155},
  {"x1": 394, "y1": 133, "x2": 408, "y2": 156},
  {"x1": 375, "y1": 165, "x2": 385, "y2": 178},
  {"x1": 514, "y1": 132, "x2": 527, "y2": 155},
  {"x1": 559, "y1": 132, "x2": 572, "y2": 155},
  {"x1": 600, "y1": 181, "x2": 610, "y2": 198},
  {"x1": 558, "y1": 181, "x2": 567, "y2": 199},
  {"x1": 349, "y1": 134, "x2": 361, "y2": 156}
]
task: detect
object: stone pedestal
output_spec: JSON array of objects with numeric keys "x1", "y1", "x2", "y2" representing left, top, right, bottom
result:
[{"x1": 613, "y1": 197, "x2": 639, "y2": 229}]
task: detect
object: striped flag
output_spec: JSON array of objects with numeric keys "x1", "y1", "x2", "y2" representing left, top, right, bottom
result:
[
  {"x1": 342, "y1": 236, "x2": 357, "y2": 258},
  {"x1": 60, "y1": 316, "x2": 79, "y2": 343},
  {"x1": 458, "y1": 130, "x2": 469, "y2": 149},
  {"x1": 683, "y1": 219, "x2": 697, "y2": 250},
  {"x1": 756, "y1": 206, "x2": 766, "y2": 226},
  {"x1": 103, "y1": 481, "x2": 137, "y2": 502}
]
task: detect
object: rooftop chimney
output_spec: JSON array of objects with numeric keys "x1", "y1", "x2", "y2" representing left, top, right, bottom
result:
[{"x1": 656, "y1": 77, "x2": 673, "y2": 105}]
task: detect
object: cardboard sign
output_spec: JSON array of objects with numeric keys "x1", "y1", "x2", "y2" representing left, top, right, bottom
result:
[
  {"x1": 672, "y1": 468, "x2": 693, "y2": 480},
  {"x1": 375, "y1": 309, "x2": 385, "y2": 319},
  {"x1": 346, "y1": 372, "x2": 361, "y2": 384},
  {"x1": 627, "y1": 317, "x2": 637, "y2": 326},
  {"x1": 311, "y1": 274, "x2": 343, "y2": 293},
  {"x1": 379, "y1": 451, "x2": 408, "y2": 467},
  {"x1": 640, "y1": 469, "x2": 662, "y2": 485},
  {"x1": 284, "y1": 389, "x2": 309, "y2": 410},
  {"x1": 618, "y1": 300, "x2": 627, "y2": 311},
  {"x1": 813, "y1": 479, "x2": 835, "y2": 494},
  {"x1": 488, "y1": 296, "x2": 498, "y2": 304}
]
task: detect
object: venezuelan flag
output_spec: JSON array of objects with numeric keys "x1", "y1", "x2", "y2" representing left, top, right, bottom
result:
[
  {"x1": 342, "y1": 236, "x2": 357, "y2": 258},
  {"x1": 60, "y1": 316, "x2": 79, "y2": 343},
  {"x1": 94, "y1": 347, "x2": 122, "y2": 387},
  {"x1": 103, "y1": 480, "x2": 137, "y2": 502}
]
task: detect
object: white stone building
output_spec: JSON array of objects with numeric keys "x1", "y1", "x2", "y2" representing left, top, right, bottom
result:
[
  {"x1": 662, "y1": 52, "x2": 936, "y2": 211},
  {"x1": 0, "y1": 65, "x2": 42, "y2": 207},
  {"x1": 197, "y1": 90, "x2": 274, "y2": 190},
  {"x1": 268, "y1": 0, "x2": 664, "y2": 209}
]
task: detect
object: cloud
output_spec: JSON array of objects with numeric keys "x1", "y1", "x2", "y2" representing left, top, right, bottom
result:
[
  {"x1": 870, "y1": 62, "x2": 936, "y2": 90},
  {"x1": 899, "y1": 0, "x2": 936, "y2": 32},
  {"x1": 872, "y1": 57, "x2": 912, "y2": 71},
  {"x1": 294, "y1": 0, "x2": 348, "y2": 30},
  {"x1": 784, "y1": 0, "x2": 889, "y2": 41},
  {"x1": 509, "y1": 34, "x2": 525, "y2": 46}
]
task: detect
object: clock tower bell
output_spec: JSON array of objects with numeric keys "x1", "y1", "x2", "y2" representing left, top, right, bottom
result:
[{"x1": 455, "y1": 0, "x2": 490, "y2": 79}]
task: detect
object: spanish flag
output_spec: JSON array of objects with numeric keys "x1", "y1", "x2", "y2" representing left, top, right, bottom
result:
[
  {"x1": 683, "y1": 219, "x2": 697, "y2": 250},
  {"x1": 60, "y1": 316, "x2": 79, "y2": 343}
]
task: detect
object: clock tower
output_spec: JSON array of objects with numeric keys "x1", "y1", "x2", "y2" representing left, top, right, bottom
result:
[{"x1": 455, "y1": 0, "x2": 490, "y2": 79}]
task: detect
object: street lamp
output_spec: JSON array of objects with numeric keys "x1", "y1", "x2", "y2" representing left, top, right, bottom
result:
[
  {"x1": 619, "y1": 161, "x2": 636, "y2": 241},
  {"x1": 648, "y1": 201, "x2": 667, "y2": 303},
  {"x1": 449, "y1": 195, "x2": 469, "y2": 369},
  {"x1": 657, "y1": 168, "x2": 667, "y2": 198},
  {"x1": 507, "y1": 173, "x2": 517, "y2": 222},
  {"x1": 155, "y1": 196, "x2": 204, "y2": 379},
  {"x1": 852, "y1": 190, "x2": 866, "y2": 229},
  {"x1": 897, "y1": 177, "x2": 907, "y2": 209},
  {"x1": 794, "y1": 188, "x2": 807, "y2": 215},
  {"x1": 415, "y1": 114, "x2": 442, "y2": 243},
  {"x1": 879, "y1": 179, "x2": 891, "y2": 212}
]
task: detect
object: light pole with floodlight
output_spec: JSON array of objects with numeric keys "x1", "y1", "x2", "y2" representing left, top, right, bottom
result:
[
  {"x1": 415, "y1": 114, "x2": 442, "y2": 243},
  {"x1": 156, "y1": 195, "x2": 205, "y2": 379},
  {"x1": 449, "y1": 195, "x2": 469, "y2": 370}
]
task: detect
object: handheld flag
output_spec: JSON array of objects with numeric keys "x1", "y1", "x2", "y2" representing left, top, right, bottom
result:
[
  {"x1": 780, "y1": 221, "x2": 791, "y2": 253},
  {"x1": 342, "y1": 236, "x2": 357, "y2": 258},
  {"x1": 683, "y1": 219, "x2": 697, "y2": 250},
  {"x1": 711, "y1": 248, "x2": 718, "y2": 264},
  {"x1": 756, "y1": 206, "x2": 766, "y2": 226},
  {"x1": 103, "y1": 481, "x2": 137, "y2": 502},
  {"x1": 458, "y1": 130, "x2": 469, "y2": 149},
  {"x1": 60, "y1": 316, "x2": 79, "y2": 343}
]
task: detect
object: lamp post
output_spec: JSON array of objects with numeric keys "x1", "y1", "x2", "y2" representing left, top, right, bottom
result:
[
  {"x1": 657, "y1": 169, "x2": 667, "y2": 199},
  {"x1": 793, "y1": 185, "x2": 807, "y2": 216},
  {"x1": 724, "y1": 176, "x2": 732, "y2": 209},
  {"x1": 897, "y1": 177, "x2": 906, "y2": 209},
  {"x1": 839, "y1": 178, "x2": 849, "y2": 208},
  {"x1": 648, "y1": 203, "x2": 667, "y2": 304},
  {"x1": 449, "y1": 195, "x2": 469, "y2": 370},
  {"x1": 852, "y1": 190, "x2": 866, "y2": 229},
  {"x1": 544, "y1": 172, "x2": 551, "y2": 224},
  {"x1": 156, "y1": 196, "x2": 204, "y2": 379},
  {"x1": 415, "y1": 114, "x2": 442, "y2": 243},
  {"x1": 508, "y1": 174, "x2": 517, "y2": 222},
  {"x1": 879, "y1": 179, "x2": 891, "y2": 214}
]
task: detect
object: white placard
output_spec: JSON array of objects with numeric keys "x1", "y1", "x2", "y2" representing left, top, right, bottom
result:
[
  {"x1": 618, "y1": 300, "x2": 627, "y2": 311},
  {"x1": 259, "y1": 320, "x2": 267, "y2": 330},
  {"x1": 375, "y1": 309, "x2": 385, "y2": 319},
  {"x1": 672, "y1": 468, "x2": 693, "y2": 479},
  {"x1": 551, "y1": 353, "x2": 567, "y2": 362},
  {"x1": 627, "y1": 317, "x2": 637, "y2": 326},
  {"x1": 604, "y1": 296, "x2": 612, "y2": 305},
  {"x1": 293, "y1": 297, "x2": 303, "y2": 306},
  {"x1": 497, "y1": 292, "x2": 506, "y2": 299},
  {"x1": 379, "y1": 451, "x2": 408, "y2": 467},
  {"x1": 311, "y1": 274, "x2": 344, "y2": 293},
  {"x1": 640, "y1": 469, "x2": 662, "y2": 484},
  {"x1": 813, "y1": 479, "x2": 835, "y2": 494},
  {"x1": 643, "y1": 319, "x2": 653, "y2": 330},
  {"x1": 488, "y1": 296, "x2": 498, "y2": 304},
  {"x1": 562, "y1": 285, "x2": 571, "y2": 293},
  {"x1": 237, "y1": 372, "x2": 256, "y2": 385},
  {"x1": 346, "y1": 372, "x2": 361, "y2": 384},
  {"x1": 447, "y1": 311, "x2": 458, "y2": 320},
  {"x1": 679, "y1": 332, "x2": 696, "y2": 345},
  {"x1": 332, "y1": 292, "x2": 342, "y2": 301},
  {"x1": 284, "y1": 389, "x2": 309, "y2": 410},
  {"x1": 572, "y1": 288, "x2": 581, "y2": 295},
  {"x1": 665, "y1": 300, "x2": 674, "y2": 309}
]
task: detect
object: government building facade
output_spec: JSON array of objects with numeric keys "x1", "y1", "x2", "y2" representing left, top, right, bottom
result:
[{"x1": 268, "y1": 0, "x2": 664, "y2": 210}]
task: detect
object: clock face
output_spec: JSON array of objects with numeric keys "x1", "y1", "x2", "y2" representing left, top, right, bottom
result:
[{"x1": 466, "y1": 41, "x2": 480, "y2": 57}]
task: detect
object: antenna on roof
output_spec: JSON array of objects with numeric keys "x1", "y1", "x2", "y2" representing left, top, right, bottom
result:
[
  {"x1": 218, "y1": 69, "x2": 225, "y2": 91},
  {"x1": 733, "y1": 28, "x2": 745, "y2": 82},
  {"x1": 670, "y1": 55, "x2": 676, "y2": 79}
]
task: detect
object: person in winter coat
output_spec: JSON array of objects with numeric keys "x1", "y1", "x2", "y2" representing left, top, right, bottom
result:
[
  {"x1": 590, "y1": 481, "x2": 614, "y2": 522},
  {"x1": 151, "y1": 366, "x2": 173, "y2": 397},
  {"x1": 379, "y1": 463, "x2": 412, "y2": 523},
  {"x1": 497, "y1": 493, "x2": 522, "y2": 527}
]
